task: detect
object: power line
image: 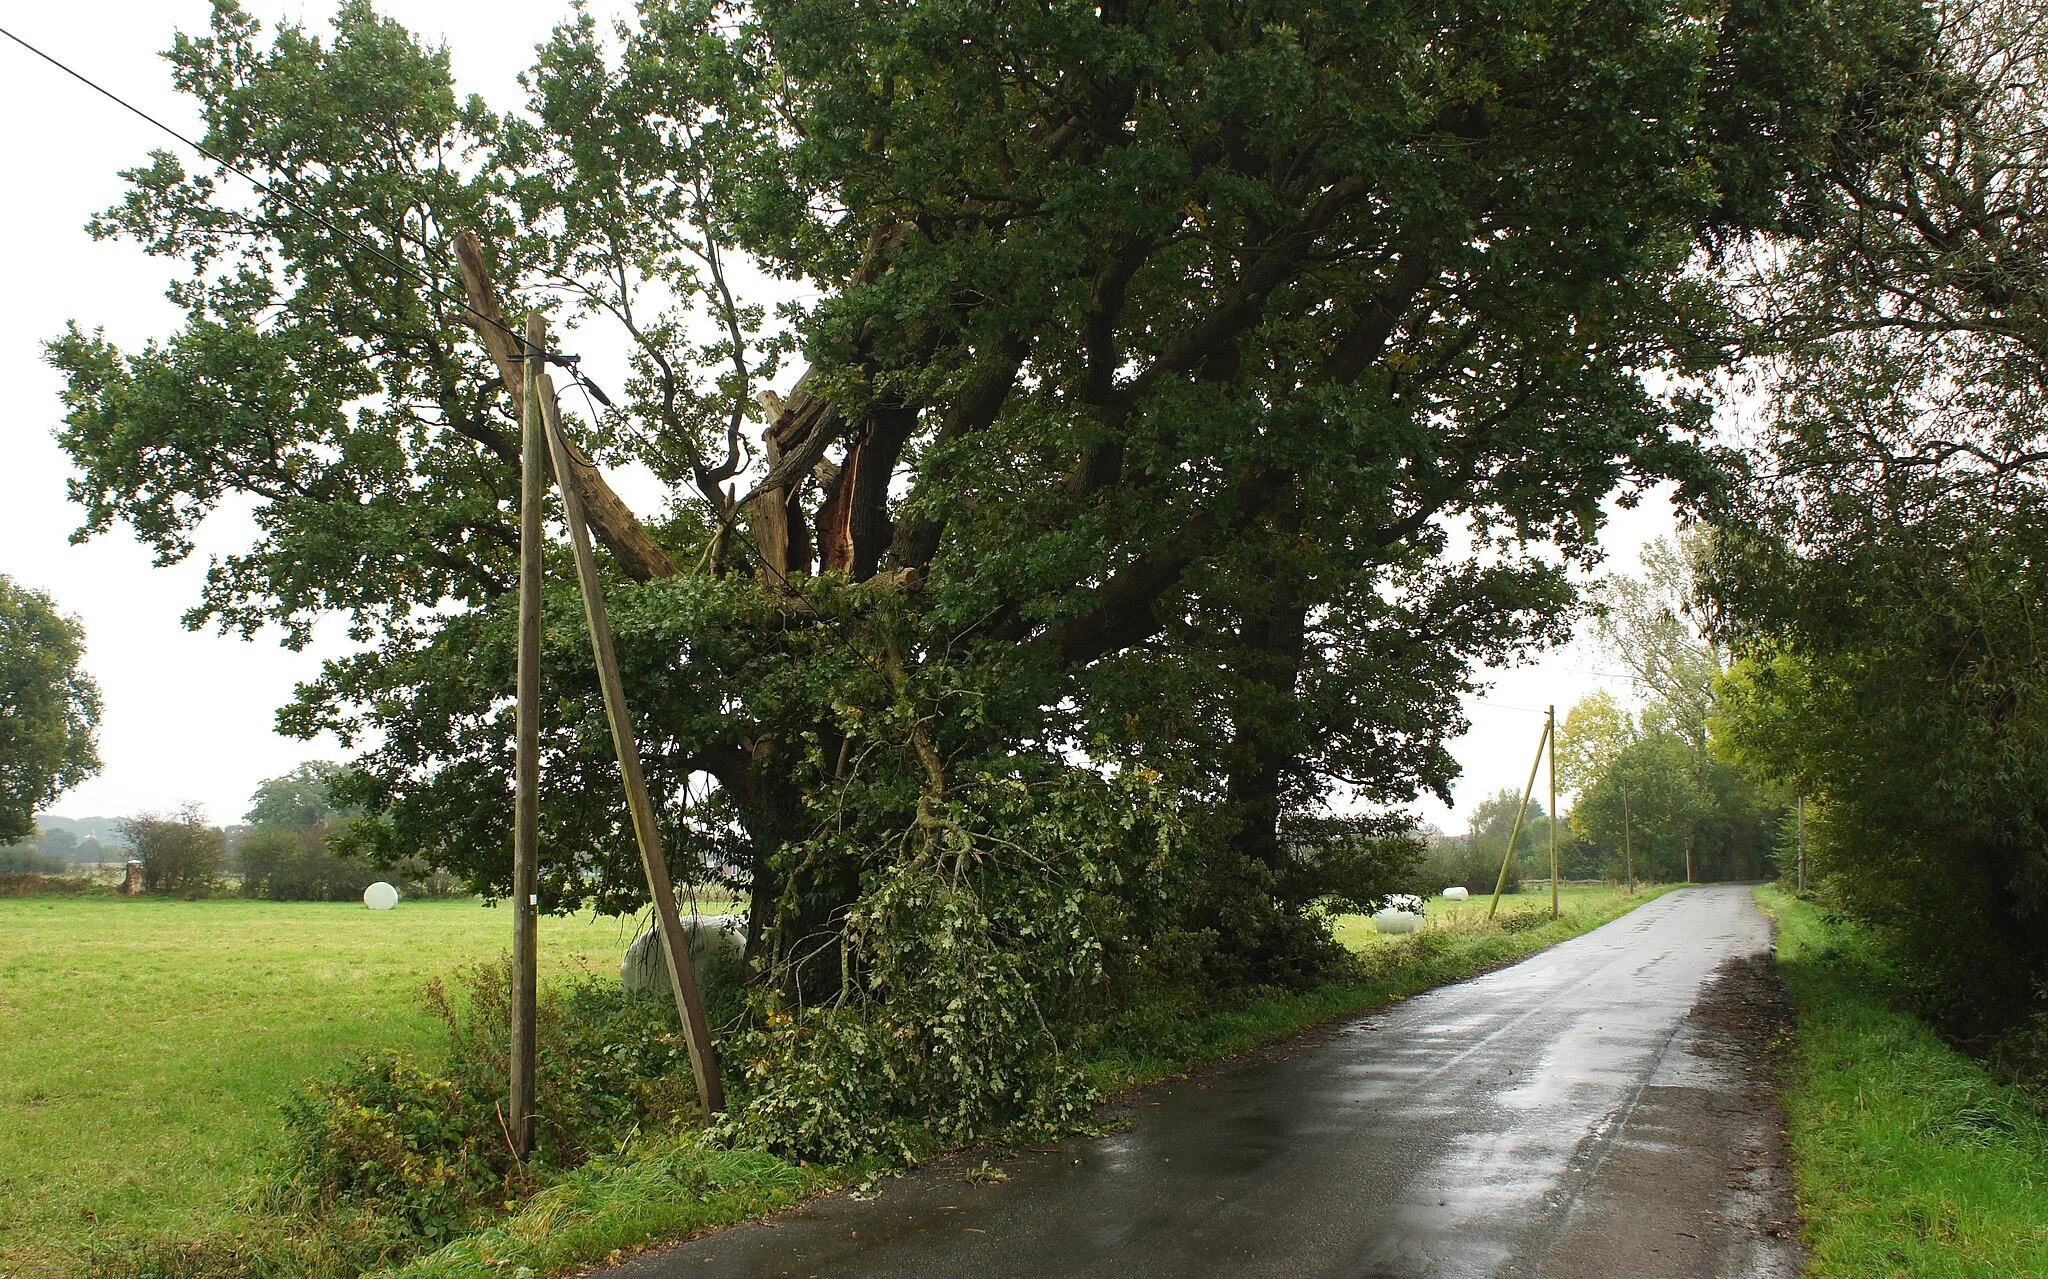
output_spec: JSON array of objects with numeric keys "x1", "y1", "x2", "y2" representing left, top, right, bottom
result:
[
  {"x1": 0, "y1": 23, "x2": 538, "y2": 354},
  {"x1": 1460, "y1": 694, "x2": 1551, "y2": 715}
]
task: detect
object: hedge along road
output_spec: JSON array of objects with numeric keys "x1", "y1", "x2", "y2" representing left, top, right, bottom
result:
[{"x1": 612, "y1": 885, "x2": 1801, "y2": 1279}]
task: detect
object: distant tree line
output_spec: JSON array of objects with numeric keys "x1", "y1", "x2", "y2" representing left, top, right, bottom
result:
[
  {"x1": 1442, "y1": 531, "x2": 1788, "y2": 894},
  {"x1": 54, "y1": 762, "x2": 465, "y2": 901}
]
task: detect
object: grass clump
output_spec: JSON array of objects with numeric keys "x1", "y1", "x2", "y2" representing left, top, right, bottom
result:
[{"x1": 1757, "y1": 886, "x2": 2048, "y2": 1278}]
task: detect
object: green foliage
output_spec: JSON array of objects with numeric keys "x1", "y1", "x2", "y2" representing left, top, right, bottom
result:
[
  {"x1": 1414, "y1": 835, "x2": 1499, "y2": 896},
  {"x1": 1705, "y1": 0, "x2": 2048, "y2": 1043},
  {"x1": 236, "y1": 824, "x2": 375, "y2": 902},
  {"x1": 246, "y1": 762, "x2": 354, "y2": 830},
  {"x1": 725, "y1": 767, "x2": 1179, "y2": 1161},
  {"x1": 1468, "y1": 788, "x2": 1541, "y2": 891},
  {"x1": 1276, "y1": 814, "x2": 1425, "y2": 914},
  {"x1": 1718, "y1": 647, "x2": 2048, "y2": 1038},
  {"x1": 1563, "y1": 532, "x2": 1783, "y2": 882},
  {"x1": 0, "y1": 578, "x2": 101, "y2": 843},
  {"x1": 282, "y1": 961, "x2": 705, "y2": 1243},
  {"x1": 50, "y1": 0, "x2": 1931, "y2": 1161},
  {"x1": 284, "y1": 1051, "x2": 508, "y2": 1244},
  {"x1": 1556, "y1": 690, "x2": 1632, "y2": 794},
  {"x1": 124, "y1": 806, "x2": 224, "y2": 895}
]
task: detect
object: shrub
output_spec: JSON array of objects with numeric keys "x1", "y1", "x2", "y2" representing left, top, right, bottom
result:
[
  {"x1": 236, "y1": 823, "x2": 379, "y2": 902},
  {"x1": 124, "y1": 807, "x2": 223, "y2": 895},
  {"x1": 0, "y1": 842, "x2": 69, "y2": 873},
  {"x1": 0, "y1": 871, "x2": 103, "y2": 897},
  {"x1": 1411, "y1": 834, "x2": 1520, "y2": 897},
  {"x1": 281, "y1": 960, "x2": 708, "y2": 1241}
]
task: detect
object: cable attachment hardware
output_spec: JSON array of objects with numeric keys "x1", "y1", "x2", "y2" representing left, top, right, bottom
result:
[{"x1": 509, "y1": 350, "x2": 615, "y2": 409}]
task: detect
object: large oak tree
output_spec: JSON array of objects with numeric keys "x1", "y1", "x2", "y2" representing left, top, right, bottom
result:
[{"x1": 51, "y1": 0, "x2": 1920, "y2": 1146}]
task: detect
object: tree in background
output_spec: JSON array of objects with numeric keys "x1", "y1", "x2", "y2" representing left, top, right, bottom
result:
[
  {"x1": 0, "y1": 842, "x2": 70, "y2": 874},
  {"x1": 1594, "y1": 535, "x2": 1720, "y2": 749},
  {"x1": 236, "y1": 761, "x2": 424, "y2": 901},
  {"x1": 0, "y1": 577, "x2": 102, "y2": 842},
  {"x1": 1705, "y1": 0, "x2": 2048, "y2": 1048},
  {"x1": 1560, "y1": 532, "x2": 1782, "y2": 881},
  {"x1": 1555, "y1": 692, "x2": 1631, "y2": 795},
  {"x1": 124, "y1": 805, "x2": 224, "y2": 895},
  {"x1": 1472, "y1": 788, "x2": 1545, "y2": 892},
  {"x1": 47, "y1": 0, "x2": 1927, "y2": 1153},
  {"x1": 245, "y1": 761, "x2": 353, "y2": 829},
  {"x1": 237, "y1": 822, "x2": 377, "y2": 902},
  {"x1": 1571, "y1": 733, "x2": 1697, "y2": 881}
]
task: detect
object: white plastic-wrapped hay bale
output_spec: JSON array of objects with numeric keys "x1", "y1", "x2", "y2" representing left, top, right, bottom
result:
[
  {"x1": 621, "y1": 914, "x2": 744, "y2": 994},
  {"x1": 362, "y1": 881, "x2": 400, "y2": 910},
  {"x1": 1442, "y1": 886, "x2": 1470, "y2": 902},
  {"x1": 1373, "y1": 893, "x2": 1426, "y2": 934}
]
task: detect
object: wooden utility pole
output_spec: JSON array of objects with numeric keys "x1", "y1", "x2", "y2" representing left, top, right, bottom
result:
[
  {"x1": 1547, "y1": 704, "x2": 1558, "y2": 919},
  {"x1": 509, "y1": 315, "x2": 545, "y2": 1158},
  {"x1": 1796, "y1": 795, "x2": 1806, "y2": 893},
  {"x1": 1488, "y1": 715, "x2": 1553, "y2": 920},
  {"x1": 1622, "y1": 782, "x2": 1635, "y2": 895},
  {"x1": 537, "y1": 382, "x2": 726, "y2": 1115}
]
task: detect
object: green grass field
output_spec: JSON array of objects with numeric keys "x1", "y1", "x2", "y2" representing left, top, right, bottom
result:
[
  {"x1": 0, "y1": 895, "x2": 697, "y2": 1279},
  {"x1": 1328, "y1": 882, "x2": 1651, "y2": 950},
  {"x1": 0, "y1": 884, "x2": 1652, "y2": 1279},
  {"x1": 1757, "y1": 886, "x2": 2048, "y2": 1278}
]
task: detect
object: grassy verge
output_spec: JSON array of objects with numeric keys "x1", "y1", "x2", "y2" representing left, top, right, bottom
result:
[
  {"x1": 375, "y1": 883, "x2": 1671, "y2": 1279},
  {"x1": 0, "y1": 897, "x2": 696, "y2": 1279},
  {"x1": 1755, "y1": 886, "x2": 2048, "y2": 1278}
]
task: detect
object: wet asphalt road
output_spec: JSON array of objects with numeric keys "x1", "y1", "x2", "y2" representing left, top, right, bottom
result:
[{"x1": 613, "y1": 884, "x2": 1801, "y2": 1279}]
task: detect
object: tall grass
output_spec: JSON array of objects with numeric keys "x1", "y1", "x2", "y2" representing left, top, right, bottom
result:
[{"x1": 1758, "y1": 886, "x2": 2048, "y2": 1278}]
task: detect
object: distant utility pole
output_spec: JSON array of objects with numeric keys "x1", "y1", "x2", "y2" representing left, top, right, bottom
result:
[
  {"x1": 1796, "y1": 795, "x2": 1806, "y2": 893},
  {"x1": 1685, "y1": 837, "x2": 1694, "y2": 885},
  {"x1": 1547, "y1": 704, "x2": 1558, "y2": 919},
  {"x1": 1622, "y1": 782, "x2": 1635, "y2": 896}
]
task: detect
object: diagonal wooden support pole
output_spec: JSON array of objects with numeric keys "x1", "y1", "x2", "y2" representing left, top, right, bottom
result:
[
  {"x1": 1548, "y1": 704, "x2": 1559, "y2": 919},
  {"x1": 535, "y1": 367, "x2": 725, "y2": 1115},
  {"x1": 1488, "y1": 714, "x2": 1553, "y2": 922}
]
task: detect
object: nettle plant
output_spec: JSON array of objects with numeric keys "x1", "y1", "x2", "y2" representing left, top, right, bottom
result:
[{"x1": 52, "y1": 0, "x2": 1916, "y2": 1152}]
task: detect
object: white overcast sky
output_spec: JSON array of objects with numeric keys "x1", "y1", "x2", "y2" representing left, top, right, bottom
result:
[{"x1": 1, "y1": 1, "x2": 1671, "y2": 831}]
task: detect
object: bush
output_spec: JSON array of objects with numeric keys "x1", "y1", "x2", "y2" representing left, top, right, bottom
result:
[
  {"x1": 1411, "y1": 834, "x2": 1519, "y2": 897},
  {"x1": 237, "y1": 824, "x2": 379, "y2": 902},
  {"x1": 124, "y1": 807, "x2": 223, "y2": 895},
  {"x1": 0, "y1": 871, "x2": 103, "y2": 897},
  {"x1": 281, "y1": 960, "x2": 709, "y2": 1241},
  {"x1": 0, "y1": 842, "x2": 70, "y2": 873}
]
